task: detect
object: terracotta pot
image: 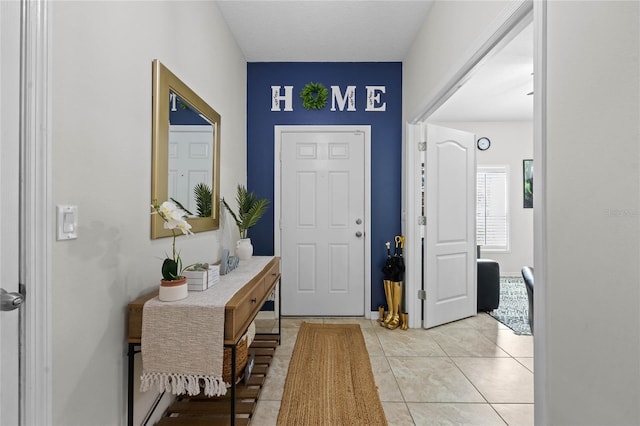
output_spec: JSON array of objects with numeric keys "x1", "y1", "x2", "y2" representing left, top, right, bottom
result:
[{"x1": 159, "y1": 276, "x2": 188, "y2": 301}]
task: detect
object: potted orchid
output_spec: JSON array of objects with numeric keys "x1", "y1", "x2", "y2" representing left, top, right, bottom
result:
[{"x1": 151, "y1": 200, "x2": 193, "y2": 301}]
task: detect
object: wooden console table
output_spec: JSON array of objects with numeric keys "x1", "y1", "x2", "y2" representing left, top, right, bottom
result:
[{"x1": 127, "y1": 256, "x2": 281, "y2": 426}]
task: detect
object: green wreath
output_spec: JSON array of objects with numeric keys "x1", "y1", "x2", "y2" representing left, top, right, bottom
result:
[{"x1": 300, "y1": 82, "x2": 328, "y2": 110}]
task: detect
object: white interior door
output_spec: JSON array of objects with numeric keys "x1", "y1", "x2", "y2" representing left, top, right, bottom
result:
[
  {"x1": 424, "y1": 124, "x2": 477, "y2": 328},
  {"x1": 168, "y1": 124, "x2": 214, "y2": 215},
  {"x1": 279, "y1": 128, "x2": 366, "y2": 316},
  {"x1": 1, "y1": 0, "x2": 23, "y2": 423}
]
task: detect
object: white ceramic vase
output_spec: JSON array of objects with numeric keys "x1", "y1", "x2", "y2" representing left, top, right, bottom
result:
[
  {"x1": 159, "y1": 277, "x2": 188, "y2": 302},
  {"x1": 236, "y1": 238, "x2": 253, "y2": 260}
]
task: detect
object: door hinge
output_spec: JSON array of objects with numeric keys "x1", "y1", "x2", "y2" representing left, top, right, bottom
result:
[
  {"x1": 418, "y1": 216, "x2": 426, "y2": 226},
  {"x1": 418, "y1": 141, "x2": 426, "y2": 152},
  {"x1": 418, "y1": 289, "x2": 426, "y2": 300}
]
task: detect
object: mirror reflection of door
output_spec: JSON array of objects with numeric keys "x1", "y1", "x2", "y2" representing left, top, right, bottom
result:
[
  {"x1": 168, "y1": 92, "x2": 214, "y2": 217},
  {"x1": 168, "y1": 124, "x2": 214, "y2": 216}
]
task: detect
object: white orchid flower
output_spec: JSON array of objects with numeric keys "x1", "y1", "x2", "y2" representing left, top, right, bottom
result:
[
  {"x1": 151, "y1": 199, "x2": 194, "y2": 279},
  {"x1": 175, "y1": 220, "x2": 193, "y2": 235}
]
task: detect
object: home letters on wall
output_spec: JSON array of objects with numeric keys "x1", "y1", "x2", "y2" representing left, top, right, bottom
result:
[{"x1": 271, "y1": 84, "x2": 387, "y2": 112}]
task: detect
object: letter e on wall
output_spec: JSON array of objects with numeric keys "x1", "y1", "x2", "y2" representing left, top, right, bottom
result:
[{"x1": 365, "y1": 86, "x2": 386, "y2": 111}]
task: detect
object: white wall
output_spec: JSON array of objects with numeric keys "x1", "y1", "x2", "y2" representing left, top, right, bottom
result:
[
  {"x1": 543, "y1": 2, "x2": 640, "y2": 424},
  {"x1": 434, "y1": 121, "x2": 533, "y2": 275},
  {"x1": 403, "y1": 0, "x2": 509, "y2": 120},
  {"x1": 406, "y1": 1, "x2": 640, "y2": 425},
  {"x1": 51, "y1": 2, "x2": 246, "y2": 424}
]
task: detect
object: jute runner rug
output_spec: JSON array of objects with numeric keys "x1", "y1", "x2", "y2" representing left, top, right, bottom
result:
[{"x1": 277, "y1": 323, "x2": 388, "y2": 425}]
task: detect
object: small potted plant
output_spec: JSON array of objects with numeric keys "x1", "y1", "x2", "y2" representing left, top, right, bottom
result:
[
  {"x1": 222, "y1": 184, "x2": 269, "y2": 260},
  {"x1": 151, "y1": 200, "x2": 193, "y2": 301}
]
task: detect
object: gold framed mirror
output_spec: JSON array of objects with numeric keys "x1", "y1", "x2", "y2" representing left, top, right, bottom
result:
[{"x1": 151, "y1": 60, "x2": 220, "y2": 238}]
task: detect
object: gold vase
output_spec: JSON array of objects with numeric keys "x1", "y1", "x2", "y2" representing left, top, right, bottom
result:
[
  {"x1": 400, "y1": 313, "x2": 409, "y2": 330},
  {"x1": 385, "y1": 281, "x2": 402, "y2": 330},
  {"x1": 380, "y1": 280, "x2": 394, "y2": 326}
]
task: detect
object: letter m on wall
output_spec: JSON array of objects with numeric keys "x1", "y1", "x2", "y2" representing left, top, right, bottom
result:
[{"x1": 331, "y1": 86, "x2": 356, "y2": 111}]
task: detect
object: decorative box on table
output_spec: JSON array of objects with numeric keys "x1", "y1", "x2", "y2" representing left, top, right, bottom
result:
[{"x1": 184, "y1": 264, "x2": 220, "y2": 291}]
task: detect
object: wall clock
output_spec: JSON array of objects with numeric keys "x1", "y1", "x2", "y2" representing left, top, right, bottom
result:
[{"x1": 477, "y1": 137, "x2": 491, "y2": 151}]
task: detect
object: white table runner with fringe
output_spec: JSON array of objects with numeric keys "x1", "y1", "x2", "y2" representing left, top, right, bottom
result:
[{"x1": 140, "y1": 256, "x2": 273, "y2": 397}]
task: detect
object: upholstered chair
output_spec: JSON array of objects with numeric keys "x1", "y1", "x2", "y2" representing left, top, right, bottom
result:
[{"x1": 521, "y1": 266, "x2": 534, "y2": 333}]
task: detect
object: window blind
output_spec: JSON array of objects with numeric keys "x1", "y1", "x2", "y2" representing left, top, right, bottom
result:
[{"x1": 477, "y1": 166, "x2": 509, "y2": 251}]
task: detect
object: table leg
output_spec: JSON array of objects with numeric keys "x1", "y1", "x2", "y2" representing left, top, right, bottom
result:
[
  {"x1": 230, "y1": 344, "x2": 236, "y2": 426},
  {"x1": 127, "y1": 343, "x2": 136, "y2": 426}
]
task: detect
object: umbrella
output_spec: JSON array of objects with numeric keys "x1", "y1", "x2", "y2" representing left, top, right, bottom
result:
[
  {"x1": 379, "y1": 235, "x2": 406, "y2": 330},
  {"x1": 380, "y1": 236, "x2": 406, "y2": 282},
  {"x1": 379, "y1": 241, "x2": 395, "y2": 326},
  {"x1": 382, "y1": 241, "x2": 394, "y2": 280},
  {"x1": 391, "y1": 235, "x2": 405, "y2": 282}
]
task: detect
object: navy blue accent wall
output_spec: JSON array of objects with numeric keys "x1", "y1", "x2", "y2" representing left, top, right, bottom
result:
[
  {"x1": 247, "y1": 62, "x2": 402, "y2": 312},
  {"x1": 170, "y1": 95, "x2": 210, "y2": 125}
]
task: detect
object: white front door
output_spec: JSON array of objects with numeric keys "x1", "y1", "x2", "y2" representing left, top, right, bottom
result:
[
  {"x1": 424, "y1": 124, "x2": 477, "y2": 328},
  {"x1": 1, "y1": 0, "x2": 23, "y2": 423},
  {"x1": 278, "y1": 127, "x2": 367, "y2": 316}
]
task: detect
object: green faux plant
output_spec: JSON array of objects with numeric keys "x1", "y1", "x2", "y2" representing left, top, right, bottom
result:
[{"x1": 222, "y1": 184, "x2": 269, "y2": 239}]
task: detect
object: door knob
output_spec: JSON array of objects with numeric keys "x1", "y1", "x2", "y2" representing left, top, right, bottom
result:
[
  {"x1": 355, "y1": 218, "x2": 362, "y2": 225},
  {"x1": 355, "y1": 231, "x2": 363, "y2": 238},
  {"x1": 1, "y1": 288, "x2": 24, "y2": 312}
]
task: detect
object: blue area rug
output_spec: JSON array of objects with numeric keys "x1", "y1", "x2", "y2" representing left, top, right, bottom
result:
[{"x1": 489, "y1": 276, "x2": 532, "y2": 335}]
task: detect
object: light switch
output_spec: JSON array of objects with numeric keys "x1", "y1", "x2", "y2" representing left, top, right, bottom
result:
[{"x1": 57, "y1": 205, "x2": 78, "y2": 240}]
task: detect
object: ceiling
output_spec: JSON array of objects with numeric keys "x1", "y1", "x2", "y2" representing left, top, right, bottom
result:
[
  {"x1": 430, "y1": 23, "x2": 533, "y2": 122},
  {"x1": 216, "y1": 0, "x2": 533, "y2": 121},
  {"x1": 216, "y1": 0, "x2": 435, "y2": 62}
]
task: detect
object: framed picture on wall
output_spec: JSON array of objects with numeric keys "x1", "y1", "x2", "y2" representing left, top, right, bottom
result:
[{"x1": 523, "y1": 159, "x2": 533, "y2": 208}]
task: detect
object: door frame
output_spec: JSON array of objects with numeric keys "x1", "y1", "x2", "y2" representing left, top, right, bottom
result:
[
  {"x1": 19, "y1": 0, "x2": 52, "y2": 424},
  {"x1": 274, "y1": 125, "x2": 372, "y2": 318},
  {"x1": 404, "y1": 0, "x2": 534, "y2": 330},
  {"x1": 403, "y1": 0, "x2": 546, "y2": 422}
]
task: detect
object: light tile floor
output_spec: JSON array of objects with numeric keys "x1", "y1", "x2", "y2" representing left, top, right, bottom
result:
[{"x1": 252, "y1": 313, "x2": 533, "y2": 426}]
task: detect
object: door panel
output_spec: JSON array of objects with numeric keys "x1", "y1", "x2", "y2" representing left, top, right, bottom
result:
[
  {"x1": 329, "y1": 244, "x2": 349, "y2": 292},
  {"x1": 297, "y1": 245, "x2": 316, "y2": 292},
  {"x1": 424, "y1": 124, "x2": 476, "y2": 328},
  {"x1": 1, "y1": 0, "x2": 22, "y2": 423},
  {"x1": 280, "y1": 129, "x2": 365, "y2": 316}
]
